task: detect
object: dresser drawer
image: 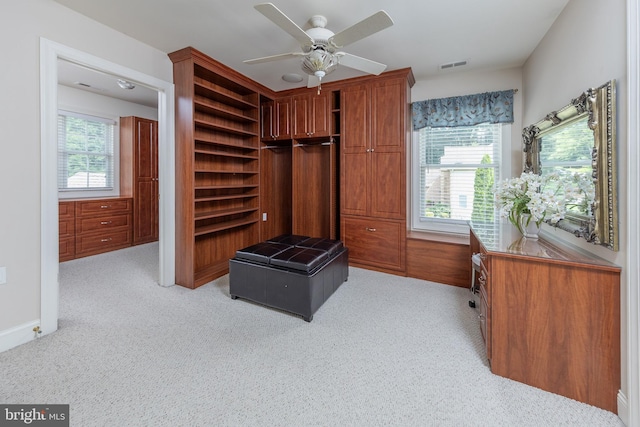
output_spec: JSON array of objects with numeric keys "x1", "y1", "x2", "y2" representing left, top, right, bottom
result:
[
  {"x1": 75, "y1": 228, "x2": 132, "y2": 257},
  {"x1": 76, "y1": 214, "x2": 132, "y2": 234},
  {"x1": 342, "y1": 216, "x2": 405, "y2": 271},
  {"x1": 75, "y1": 198, "x2": 132, "y2": 217}
]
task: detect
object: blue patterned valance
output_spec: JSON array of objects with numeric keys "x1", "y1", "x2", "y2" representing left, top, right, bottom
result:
[{"x1": 412, "y1": 89, "x2": 515, "y2": 130}]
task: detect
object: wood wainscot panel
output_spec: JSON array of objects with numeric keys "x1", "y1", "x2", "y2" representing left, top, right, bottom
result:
[{"x1": 406, "y1": 233, "x2": 470, "y2": 287}]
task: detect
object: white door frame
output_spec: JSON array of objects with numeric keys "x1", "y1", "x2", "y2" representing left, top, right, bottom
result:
[
  {"x1": 39, "y1": 38, "x2": 176, "y2": 334},
  {"x1": 624, "y1": 0, "x2": 639, "y2": 425}
]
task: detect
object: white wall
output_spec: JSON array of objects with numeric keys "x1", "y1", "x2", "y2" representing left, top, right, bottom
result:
[
  {"x1": 522, "y1": 0, "x2": 629, "y2": 420},
  {"x1": 0, "y1": 1, "x2": 172, "y2": 333}
]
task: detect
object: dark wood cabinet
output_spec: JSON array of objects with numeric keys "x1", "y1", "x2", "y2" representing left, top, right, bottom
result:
[
  {"x1": 120, "y1": 116, "x2": 158, "y2": 245},
  {"x1": 470, "y1": 223, "x2": 621, "y2": 412},
  {"x1": 261, "y1": 97, "x2": 291, "y2": 141},
  {"x1": 292, "y1": 92, "x2": 331, "y2": 139},
  {"x1": 58, "y1": 201, "x2": 75, "y2": 262},
  {"x1": 340, "y1": 71, "x2": 414, "y2": 274},
  {"x1": 169, "y1": 47, "x2": 261, "y2": 288}
]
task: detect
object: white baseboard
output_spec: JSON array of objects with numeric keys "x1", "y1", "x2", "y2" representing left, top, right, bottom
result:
[
  {"x1": 0, "y1": 320, "x2": 40, "y2": 353},
  {"x1": 618, "y1": 390, "x2": 629, "y2": 426}
]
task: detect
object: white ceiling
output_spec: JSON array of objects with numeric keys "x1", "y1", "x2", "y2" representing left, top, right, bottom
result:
[{"x1": 54, "y1": 0, "x2": 570, "y2": 106}]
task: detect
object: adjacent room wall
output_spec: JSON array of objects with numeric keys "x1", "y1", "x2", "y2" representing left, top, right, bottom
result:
[
  {"x1": 522, "y1": 0, "x2": 628, "y2": 419},
  {"x1": 0, "y1": 1, "x2": 171, "y2": 336}
]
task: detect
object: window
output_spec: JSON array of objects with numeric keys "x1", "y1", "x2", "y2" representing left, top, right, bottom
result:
[
  {"x1": 57, "y1": 111, "x2": 116, "y2": 195},
  {"x1": 412, "y1": 123, "x2": 506, "y2": 234},
  {"x1": 538, "y1": 116, "x2": 594, "y2": 216}
]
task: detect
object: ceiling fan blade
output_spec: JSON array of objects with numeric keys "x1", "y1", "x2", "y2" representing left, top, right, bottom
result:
[
  {"x1": 307, "y1": 74, "x2": 321, "y2": 88},
  {"x1": 244, "y1": 52, "x2": 302, "y2": 64},
  {"x1": 254, "y1": 3, "x2": 314, "y2": 46},
  {"x1": 338, "y1": 53, "x2": 387, "y2": 75},
  {"x1": 329, "y1": 10, "x2": 394, "y2": 48}
]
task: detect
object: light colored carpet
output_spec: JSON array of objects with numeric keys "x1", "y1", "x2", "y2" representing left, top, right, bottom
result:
[{"x1": 0, "y1": 243, "x2": 625, "y2": 426}]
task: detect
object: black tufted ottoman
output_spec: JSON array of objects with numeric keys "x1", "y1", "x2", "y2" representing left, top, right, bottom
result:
[{"x1": 229, "y1": 235, "x2": 349, "y2": 322}]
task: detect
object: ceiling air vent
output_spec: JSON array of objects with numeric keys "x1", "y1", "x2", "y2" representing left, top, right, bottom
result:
[{"x1": 439, "y1": 60, "x2": 468, "y2": 71}]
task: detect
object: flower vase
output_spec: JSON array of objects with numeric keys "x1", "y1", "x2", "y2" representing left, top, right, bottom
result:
[{"x1": 517, "y1": 213, "x2": 540, "y2": 239}]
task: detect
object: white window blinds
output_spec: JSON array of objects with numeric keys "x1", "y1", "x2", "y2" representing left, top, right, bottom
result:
[
  {"x1": 57, "y1": 111, "x2": 115, "y2": 191},
  {"x1": 415, "y1": 123, "x2": 502, "y2": 234}
]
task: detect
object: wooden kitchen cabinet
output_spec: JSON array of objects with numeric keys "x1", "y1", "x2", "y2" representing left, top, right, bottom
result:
[
  {"x1": 470, "y1": 222, "x2": 621, "y2": 412},
  {"x1": 120, "y1": 116, "x2": 158, "y2": 245},
  {"x1": 292, "y1": 91, "x2": 331, "y2": 139}
]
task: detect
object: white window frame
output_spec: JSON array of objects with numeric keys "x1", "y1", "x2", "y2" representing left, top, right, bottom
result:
[
  {"x1": 57, "y1": 110, "x2": 120, "y2": 199},
  {"x1": 410, "y1": 124, "x2": 511, "y2": 235}
]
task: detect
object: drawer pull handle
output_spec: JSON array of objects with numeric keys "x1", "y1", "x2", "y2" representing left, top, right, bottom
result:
[
  {"x1": 365, "y1": 227, "x2": 376, "y2": 232},
  {"x1": 100, "y1": 205, "x2": 111, "y2": 209},
  {"x1": 101, "y1": 238, "x2": 112, "y2": 243},
  {"x1": 100, "y1": 221, "x2": 112, "y2": 225}
]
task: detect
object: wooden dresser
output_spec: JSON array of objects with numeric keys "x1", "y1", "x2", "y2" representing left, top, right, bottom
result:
[
  {"x1": 470, "y1": 222, "x2": 621, "y2": 412},
  {"x1": 59, "y1": 197, "x2": 133, "y2": 261}
]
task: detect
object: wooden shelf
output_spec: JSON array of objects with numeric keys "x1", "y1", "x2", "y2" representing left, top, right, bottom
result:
[
  {"x1": 194, "y1": 81, "x2": 258, "y2": 110},
  {"x1": 194, "y1": 169, "x2": 258, "y2": 175},
  {"x1": 194, "y1": 97, "x2": 258, "y2": 124},
  {"x1": 194, "y1": 149, "x2": 259, "y2": 160},
  {"x1": 195, "y1": 207, "x2": 258, "y2": 221},
  {"x1": 194, "y1": 118, "x2": 258, "y2": 137},
  {"x1": 194, "y1": 217, "x2": 258, "y2": 236},
  {"x1": 194, "y1": 133, "x2": 258, "y2": 151},
  {"x1": 195, "y1": 184, "x2": 258, "y2": 191},
  {"x1": 195, "y1": 193, "x2": 258, "y2": 203}
]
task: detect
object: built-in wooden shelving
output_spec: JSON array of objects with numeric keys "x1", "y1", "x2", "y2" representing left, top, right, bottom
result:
[{"x1": 169, "y1": 47, "x2": 262, "y2": 288}]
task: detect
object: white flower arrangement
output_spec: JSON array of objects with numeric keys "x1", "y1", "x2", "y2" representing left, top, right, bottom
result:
[{"x1": 495, "y1": 171, "x2": 595, "y2": 233}]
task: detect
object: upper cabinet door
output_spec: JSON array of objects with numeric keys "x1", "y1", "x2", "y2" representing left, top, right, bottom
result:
[
  {"x1": 341, "y1": 85, "x2": 369, "y2": 154},
  {"x1": 274, "y1": 97, "x2": 291, "y2": 140},
  {"x1": 371, "y1": 78, "x2": 405, "y2": 152},
  {"x1": 292, "y1": 92, "x2": 331, "y2": 139}
]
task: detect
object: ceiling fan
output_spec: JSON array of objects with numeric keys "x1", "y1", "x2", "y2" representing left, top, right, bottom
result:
[{"x1": 244, "y1": 2, "x2": 394, "y2": 90}]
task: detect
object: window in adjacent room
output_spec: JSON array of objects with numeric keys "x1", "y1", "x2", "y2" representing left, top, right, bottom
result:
[
  {"x1": 57, "y1": 110, "x2": 117, "y2": 197},
  {"x1": 411, "y1": 122, "x2": 508, "y2": 234}
]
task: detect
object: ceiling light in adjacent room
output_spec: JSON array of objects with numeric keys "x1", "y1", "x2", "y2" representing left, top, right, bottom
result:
[{"x1": 117, "y1": 79, "x2": 136, "y2": 90}]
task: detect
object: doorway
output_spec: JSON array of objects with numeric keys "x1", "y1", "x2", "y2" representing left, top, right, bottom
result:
[{"x1": 40, "y1": 38, "x2": 176, "y2": 336}]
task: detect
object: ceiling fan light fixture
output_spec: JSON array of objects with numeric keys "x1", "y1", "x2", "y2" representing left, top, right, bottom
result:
[{"x1": 301, "y1": 49, "x2": 338, "y2": 77}]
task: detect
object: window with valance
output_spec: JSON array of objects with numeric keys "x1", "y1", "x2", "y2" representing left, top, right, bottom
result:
[{"x1": 410, "y1": 90, "x2": 515, "y2": 234}]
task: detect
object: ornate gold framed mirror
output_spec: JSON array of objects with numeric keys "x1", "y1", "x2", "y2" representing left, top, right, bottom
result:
[{"x1": 522, "y1": 80, "x2": 618, "y2": 250}]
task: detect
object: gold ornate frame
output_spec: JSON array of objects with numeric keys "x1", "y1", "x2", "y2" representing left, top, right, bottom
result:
[{"x1": 522, "y1": 80, "x2": 618, "y2": 251}]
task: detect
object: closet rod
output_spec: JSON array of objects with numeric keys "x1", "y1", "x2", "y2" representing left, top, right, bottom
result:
[{"x1": 293, "y1": 138, "x2": 335, "y2": 148}]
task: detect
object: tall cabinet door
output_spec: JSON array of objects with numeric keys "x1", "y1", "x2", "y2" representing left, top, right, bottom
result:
[
  {"x1": 370, "y1": 78, "x2": 406, "y2": 220},
  {"x1": 120, "y1": 116, "x2": 159, "y2": 246},
  {"x1": 134, "y1": 118, "x2": 159, "y2": 244},
  {"x1": 340, "y1": 85, "x2": 369, "y2": 216}
]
